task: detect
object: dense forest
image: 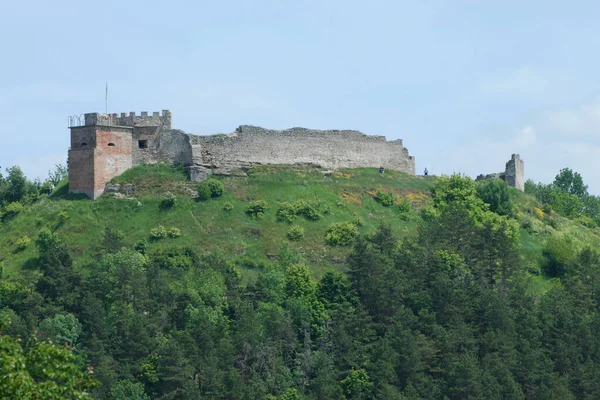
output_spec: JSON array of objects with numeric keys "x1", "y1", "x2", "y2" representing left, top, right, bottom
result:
[{"x1": 2, "y1": 165, "x2": 600, "y2": 399}]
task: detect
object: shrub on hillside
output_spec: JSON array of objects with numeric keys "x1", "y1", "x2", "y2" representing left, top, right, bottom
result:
[
  {"x1": 160, "y1": 192, "x2": 177, "y2": 209},
  {"x1": 396, "y1": 196, "x2": 411, "y2": 217},
  {"x1": 197, "y1": 179, "x2": 224, "y2": 200},
  {"x1": 197, "y1": 183, "x2": 212, "y2": 200},
  {"x1": 276, "y1": 199, "x2": 322, "y2": 223},
  {"x1": 149, "y1": 225, "x2": 167, "y2": 240},
  {"x1": 168, "y1": 227, "x2": 182, "y2": 238},
  {"x1": 287, "y1": 225, "x2": 304, "y2": 241},
  {"x1": 245, "y1": 200, "x2": 269, "y2": 220},
  {"x1": 296, "y1": 200, "x2": 321, "y2": 220},
  {"x1": 3, "y1": 202, "x2": 24, "y2": 219},
  {"x1": 206, "y1": 178, "x2": 224, "y2": 197},
  {"x1": 223, "y1": 202, "x2": 234, "y2": 212},
  {"x1": 375, "y1": 190, "x2": 394, "y2": 207},
  {"x1": 134, "y1": 239, "x2": 148, "y2": 255},
  {"x1": 15, "y1": 235, "x2": 31, "y2": 252},
  {"x1": 325, "y1": 222, "x2": 358, "y2": 246},
  {"x1": 277, "y1": 202, "x2": 297, "y2": 223}
]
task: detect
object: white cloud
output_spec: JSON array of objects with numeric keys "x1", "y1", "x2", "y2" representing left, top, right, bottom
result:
[{"x1": 478, "y1": 67, "x2": 549, "y2": 96}]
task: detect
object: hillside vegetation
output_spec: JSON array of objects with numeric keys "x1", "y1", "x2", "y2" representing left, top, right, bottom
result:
[{"x1": 2, "y1": 163, "x2": 600, "y2": 398}]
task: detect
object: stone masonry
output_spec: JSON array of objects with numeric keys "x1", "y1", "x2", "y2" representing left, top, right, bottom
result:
[
  {"x1": 505, "y1": 154, "x2": 525, "y2": 191},
  {"x1": 475, "y1": 154, "x2": 525, "y2": 192},
  {"x1": 68, "y1": 110, "x2": 415, "y2": 199}
]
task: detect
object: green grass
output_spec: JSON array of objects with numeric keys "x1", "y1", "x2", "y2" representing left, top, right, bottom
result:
[
  {"x1": 3, "y1": 163, "x2": 600, "y2": 295},
  {"x1": 0, "y1": 165, "x2": 434, "y2": 280}
]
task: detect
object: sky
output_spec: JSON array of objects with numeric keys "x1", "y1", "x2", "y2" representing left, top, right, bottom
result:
[{"x1": 2, "y1": 1, "x2": 600, "y2": 193}]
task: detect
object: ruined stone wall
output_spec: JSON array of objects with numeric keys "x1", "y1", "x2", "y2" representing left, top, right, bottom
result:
[
  {"x1": 132, "y1": 129, "x2": 192, "y2": 166},
  {"x1": 505, "y1": 154, "x2": 524, "y2": 191},
  {"x1": 186, "y1": 125, "x2": 415, "y2": 175}
]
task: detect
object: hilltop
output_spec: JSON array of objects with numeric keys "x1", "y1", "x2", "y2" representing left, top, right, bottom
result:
[{"x1": 2, "y1": 163, "x2": 599, "y2": 289}]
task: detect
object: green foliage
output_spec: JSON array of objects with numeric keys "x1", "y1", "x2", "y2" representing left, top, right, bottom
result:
[
  {"x1": 38, "y1": 313, "x2": 82, "y2": 345},
  {"x1": 325, "y1": 221, "x2": 358, "y2": 246},
  {"x1": 134, "y1": 239, "x2": 148, "y2": 255},
  {"x1": 197, "y1": 178, "x2": 224, "y2": 200},
  {"x1": 476, "y1": 178, "x2": 513, "y2": 216},
  {"x1": 111, "y1": 380, "x2": 150, "y2": 400},
  {"x1": 160, "y1": 191, "x2": 177, "y2": 209},
  {"x1": 197, "y1": 182, "x2": 212, "y2": 200},
  {"x1": 223, "y1": 202, "x2": 234, "y2": 212},
  {"x1": 0, "y1": 313, "x2": 98, "y2": 399},
  {"x1": 554, "y1": 167, "x2": 588, "y2": 197},
  {"x1": 167, "y1": 226, "x2": 182, "y2": 238},
  {"x1": 396, "y1": 195, "x2": 411, "y2": 217},
  {"x1": 47, "y1": 164, "x2": 68, "y2": 187},
  {"x1": 277, "y1": 199, "x2": 322, "y2": 222},
  {"x1": 375, "y1": 189, "x2": 394, "y2": 206},
  {"x1": 341, "y1": 368, "x2": 373, "y2": 399},
  {"x1": 14, "y1": 235, "x2": 30, "y2": 252},
  {"x1": 3, "y1": 201, "x2": 23, "y2": 219},
  {"x1": 543, "y1": 236, "x2": 576, "y2": 277},
  {"x1": 205, "y1": 178, "x2": 224, "y2": 197},
  {"x1": 57, "y1": 210, "x2": 69, "y2": 221},
  {"x1": 149, "y1": 225, "x2": 167, "y2": 240},
  {"x1": 287, "y1": 225, "x2": 304, "y2": 241},
  {"x1": 277, "y1": 202, "x2": 297, "y2": 223},
  {"x1": 245, "y1": 200, "x2": 269, "y2": 219}
]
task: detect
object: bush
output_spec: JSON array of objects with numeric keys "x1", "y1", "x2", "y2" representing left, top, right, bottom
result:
[
  {"x1": 3, "y1": 202, "x2": 24, "y2": 219},
  {"x1": 160, "y1": 192, "x2": 177, "y2": 209},
  {"x1": 206, "y1": 178, "x2": 224, "y2": 197},
  {"x1": 325, "y1": 222, "x2": 358, "y2": 246},
  {"x1": 476, "y1": 179, "x2": 513, "y2": 216},
  {"x1": 198, "y1": 179, "x2": 224, "y2": 200},
  {"x1": 223, "y1": 202, "x2": 234, "y2": 212},
  {"x1": 295, "y1": 200, "x2": 321, "y2": 221},
  {"x1": 287, "y1": 225, "x2": 305, "y2": 241},
  {"x1": 277, "y1": 202, "x2": 297, "y2": 223},
  {"x1": 149, "y1": 225, "x2": 167, "y2": 240},
  {"x1": 15, "y1": 236, "x2": 31, "y2": 252},
  {"x1": 375, "y1": 190, "x2": 394, "y2": 207},
  {"x1": 168, "y1": 227, "x2": 181, "y2": 238},
  {"x1": 246, "y1": 200, "x2": 269, "y2": 220},
  {"x1": 396, "y1": 196, "x2": 411, "y2": 215},
  {"x1": 277, "y1": 200, "x2": 322, "y2": 222},
  {"x1": 197, "y1": 182, "x2": 212, "y2": 200},
  {"x1": 134, "y1": 239, "x2": 148, "y2": 255}
]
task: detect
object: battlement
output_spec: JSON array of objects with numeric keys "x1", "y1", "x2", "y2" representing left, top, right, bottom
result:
[{"x1": 74, "y1": 110, "x2": 172, "y2": 129}]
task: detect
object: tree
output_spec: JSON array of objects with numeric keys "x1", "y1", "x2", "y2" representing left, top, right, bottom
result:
[
  {"x1": 553, "y1": 168, "x2": 588, "y2": 198},
  {"x1": 0, "y1": 311, "x2": 98, "y2": 399},
  {"x1": 476, "y1": 179, "x2": 513, "y2": 216},
  {"x1": 47, "y1": 163, "x2": 68, "y2": 187}
]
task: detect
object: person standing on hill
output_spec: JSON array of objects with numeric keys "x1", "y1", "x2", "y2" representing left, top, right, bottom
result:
[
  {"x1": 379, "y1": 166, "x2": 385, "y2": 175},
  {"x1": 424, "y1": 168, "x2": 428, "y2": 177}
]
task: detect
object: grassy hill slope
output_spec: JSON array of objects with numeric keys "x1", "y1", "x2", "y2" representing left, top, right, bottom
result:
[{"x1": 2, "y1": 163, "x2": 600, "y2": 291}]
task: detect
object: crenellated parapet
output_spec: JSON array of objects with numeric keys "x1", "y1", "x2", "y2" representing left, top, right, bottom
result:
[{"x1": 82, "y1": 110, "x2": 172, "y2": 130}]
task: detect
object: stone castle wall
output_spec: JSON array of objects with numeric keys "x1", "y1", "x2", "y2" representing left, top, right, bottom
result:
[
  {"x1": 186, "y1": 125, "x2": 415, "y2": 175},
  {"x1": 69, "y1": 111, "x2": 416, "y2": 198}
]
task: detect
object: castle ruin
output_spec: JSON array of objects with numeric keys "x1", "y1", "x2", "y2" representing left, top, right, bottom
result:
[
  {"x1": 68, "y1": 110, "x2": 416, "y2": 199},
  {"x1": 476, "y1": 154, "x2": 525, "y2": 191}
]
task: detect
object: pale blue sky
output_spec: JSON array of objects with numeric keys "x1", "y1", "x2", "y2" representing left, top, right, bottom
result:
[{"x1": 2, "y1": 1, "x2": 600, "y2": 192}]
